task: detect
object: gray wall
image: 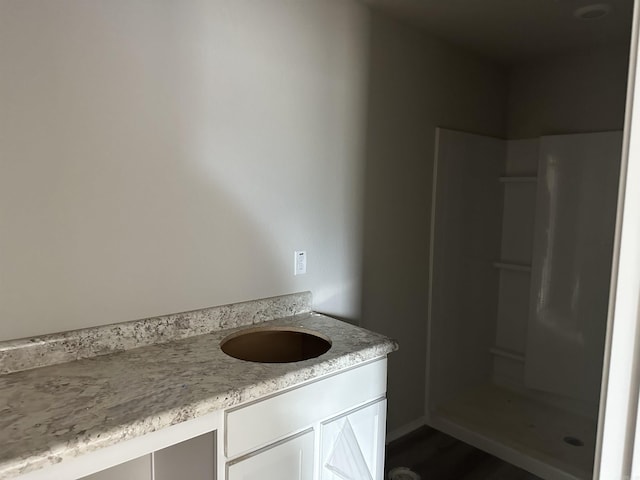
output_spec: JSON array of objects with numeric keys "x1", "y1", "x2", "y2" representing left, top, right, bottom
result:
[
  {"x1": 360, "y1": 11, "x2": 507, "y2": 433},
  {"x1": 362, "y1": 14, "x2": 630, "y2": 436},
  {"x1": 4, "y1": 0, "x2": 626, "y2": 439},
  {"x1": 0, "y1": 0, "x2": 370, "y2": 339},
  {"x1": 507, "y1": 46, "x2": 630, "y2": 139}
]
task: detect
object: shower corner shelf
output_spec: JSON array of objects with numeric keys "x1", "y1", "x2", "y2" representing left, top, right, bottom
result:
[
  {"x1": 498, "y1": 176, "x2": 538, "y2": 183},
  {"x1": 492, "y1": 261, "x2": 532, "y2": 273}
]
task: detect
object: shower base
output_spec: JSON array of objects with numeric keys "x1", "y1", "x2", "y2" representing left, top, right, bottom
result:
[{"x1": 429, "y1": 384, "x2": 596, "y2": 480}]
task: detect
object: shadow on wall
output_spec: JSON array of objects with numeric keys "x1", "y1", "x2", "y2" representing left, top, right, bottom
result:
[
  {"x1": 0, "y1": 1, "x2": 294, "y2": 340},
  {"x1": 1, "y1": 82, "x2": 291, "y2": 340},
  {"x1": 0, "y1": 0, "x2": 367, "y2": 340},
  {"x1": 358, "y1": 10, "x2": 508, "y2": 433}
]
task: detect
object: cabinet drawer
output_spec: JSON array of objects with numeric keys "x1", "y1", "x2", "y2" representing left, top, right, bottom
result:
[
  {"x1": 227, "y1": 430, "x2": 314, "y2": 480},
  {"x1": 225, "y1": 358, "x2": 387, "y2": 458}
]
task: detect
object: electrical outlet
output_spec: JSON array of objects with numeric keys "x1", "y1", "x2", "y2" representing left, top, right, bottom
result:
[{"x1": 294, "y1": 250, "x2": 307, "y2": 275}]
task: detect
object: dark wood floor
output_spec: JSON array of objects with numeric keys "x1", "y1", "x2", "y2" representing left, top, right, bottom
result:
[{"x1": 385, "y1": 427, "x2": 541, "y2": 480}]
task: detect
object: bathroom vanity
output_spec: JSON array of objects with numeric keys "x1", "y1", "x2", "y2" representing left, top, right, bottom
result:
[{"x1": 0, "y1": 293, "x2": 397, "y2": 480}]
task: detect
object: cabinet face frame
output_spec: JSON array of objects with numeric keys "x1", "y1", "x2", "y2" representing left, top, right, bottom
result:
[{"x1": 12, "y1": 410, "x2": 222, "y2": 480}]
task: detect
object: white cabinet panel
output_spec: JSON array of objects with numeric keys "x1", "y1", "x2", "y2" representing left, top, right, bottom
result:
[
  {"x1": 79, "y1": 454, "x2": 151, "y2": 480},
  {"x1": 227, "y1": 430, "x2": 314, "y2": 480},
  {"x1": 226, "y1": 359, "x2": 386, "y2": 458},
  {"x1": 320, "y1": 400, "x2": 387, "y2": 480},
  {"x1": 154, "y1": 432, "x2": 215, "y2": 480}
]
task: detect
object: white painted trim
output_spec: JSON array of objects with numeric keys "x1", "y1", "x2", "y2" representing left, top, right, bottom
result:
[
  {"x1": 13, "y1": 410, "x2": 221, "y2": 480},
  {"x1": 595, "y1": 0, "x2": 640, "y2": 478},
  {"x1": 386, "y1": 416, "x2": 427, "y2": 444}
]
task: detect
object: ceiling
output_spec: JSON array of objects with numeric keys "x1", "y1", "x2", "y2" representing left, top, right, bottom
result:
[{"x1": 362, "y1": 0, "x2": 634, "y2": 63}]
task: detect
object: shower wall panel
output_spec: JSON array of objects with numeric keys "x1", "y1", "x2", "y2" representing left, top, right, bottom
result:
[{"x1": 524, "y1": 131, "x2": 622, "y2": 417}]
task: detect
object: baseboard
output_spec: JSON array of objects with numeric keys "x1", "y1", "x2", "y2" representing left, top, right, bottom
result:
[{"x1": 386, "y1": 416, "x2": 427, "y2": 444}]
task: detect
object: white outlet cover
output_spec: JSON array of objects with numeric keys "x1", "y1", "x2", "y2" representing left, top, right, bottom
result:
[{"x1": 294, "y1": 250, "x2": 307, "y2": 275}]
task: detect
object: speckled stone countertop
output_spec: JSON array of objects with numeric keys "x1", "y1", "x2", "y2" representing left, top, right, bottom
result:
[
  {"x1": 0, "y1": 301, "x2": 397, "y2": 479},
  {"x1": 0, "y1": 292, "x2": 313, "y2": 375}
]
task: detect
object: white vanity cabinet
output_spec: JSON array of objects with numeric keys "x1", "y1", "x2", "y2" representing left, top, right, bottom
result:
[
  {"x1": 222, "y1": 358, "x2": 388, "y2": 480},
  {"x1": 16, "y1": 358, "x2": 388, "y2": 480}
]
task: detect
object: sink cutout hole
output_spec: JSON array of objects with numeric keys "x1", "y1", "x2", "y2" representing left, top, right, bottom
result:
[
  {"x1": 220, "y1": 327, "x2": 332, "y2": 363},
  {"x1": 563, "y1": 436, "x2": 584, "y2": 447}
]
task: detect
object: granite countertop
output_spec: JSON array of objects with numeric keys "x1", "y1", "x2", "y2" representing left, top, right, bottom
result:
[{"x1": 0, "y1": 305, "x2": 397, "y2": 479}]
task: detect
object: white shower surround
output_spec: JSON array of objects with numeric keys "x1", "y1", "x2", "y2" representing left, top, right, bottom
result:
[{"x1": 426, "y1": 127, "x2": 623, "y2": 480}]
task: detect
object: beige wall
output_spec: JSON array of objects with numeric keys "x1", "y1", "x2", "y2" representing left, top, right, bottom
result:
[
  {"x1": 507, "y1": 46, "x2": 630, "y2": 139},
  {"x1": 0, "y1": 0, "x2": 369, "y2": 340},
  {"x1": 7, "y1": 0, "x2": 608, "y2": 438},
  {"x1": 360, "y1": 11, "x2": 507, "y2": 432},
  {"x1": 361, "y1": 14, "x2": 630, "y2": 436}
]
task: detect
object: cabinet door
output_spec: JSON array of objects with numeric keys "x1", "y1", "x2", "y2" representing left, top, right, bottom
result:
[
  {"x1": 227, "y1": 430, "x2": 314, "y2": 480},
  {"x1": 320, "y1": 400, "x2": 387, "y2": 480}
]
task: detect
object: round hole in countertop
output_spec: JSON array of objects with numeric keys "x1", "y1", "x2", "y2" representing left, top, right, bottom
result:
[{"x1": 220, "y1": 326, "x2": 332, "y2": 363}]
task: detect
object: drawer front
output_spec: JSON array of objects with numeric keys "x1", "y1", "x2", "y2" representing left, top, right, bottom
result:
[
  {"x1": 227, "y1": 430, "x2": 314, "y2": 480},
  {"x1": 225, "y1": 358, "x2": 387, "y2": 458}
]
